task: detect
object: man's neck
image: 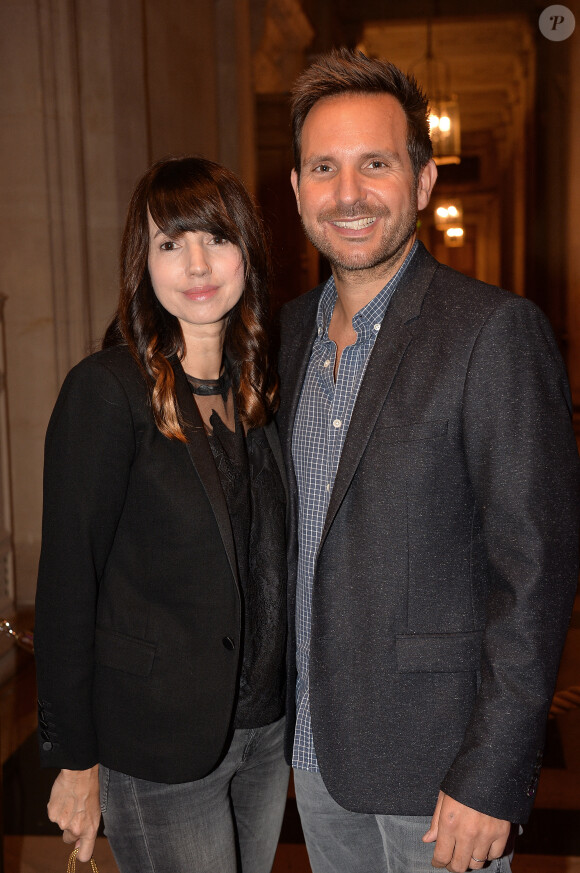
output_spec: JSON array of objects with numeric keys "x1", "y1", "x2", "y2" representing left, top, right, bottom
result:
[
  {"x1": 331, "y1": 237, "x2": 414, "y2": 324},
  {"x1": 327, "y1": 240, "x2": 415, "y2": 380}
]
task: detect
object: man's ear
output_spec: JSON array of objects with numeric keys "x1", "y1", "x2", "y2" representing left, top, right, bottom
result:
[
  {"x1": 417, "y1": 159, "x2": 437, "y2": 211},
  {"x1": 290, "y1": 168, "x2": 301, "y2": 215}
]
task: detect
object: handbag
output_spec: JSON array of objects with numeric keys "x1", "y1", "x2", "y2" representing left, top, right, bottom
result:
[{"x1": 67, "y1": 848, "x2": 99, "y2": 872}]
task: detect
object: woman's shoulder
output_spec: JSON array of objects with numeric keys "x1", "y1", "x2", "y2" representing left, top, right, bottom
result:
[
  {"x1": 65, "y1": 345, "x2": 146, "y2": 392},
  {"x1": 56, "y1": 345, "x2": 151, "y2": 419},
  {"x1": 47, "y1": 346, "x2": 154, "y2": 445},
  {"x1": 75, "y1": 343, "x2": 141, "y2": 373}
]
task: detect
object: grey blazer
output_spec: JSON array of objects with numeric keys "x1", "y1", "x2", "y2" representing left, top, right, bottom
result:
[{"x1": 277, "y1": 242, "x2": 579, "y2": 823}]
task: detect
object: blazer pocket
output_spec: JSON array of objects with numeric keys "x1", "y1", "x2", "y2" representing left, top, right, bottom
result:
[
  {"x1": 95, "y1": 626, "x2": 156, "y2": 677},
  {"x1": 382, "y1": 419, "x2": 448, "y2": 444},
  {"x1": 396, "y1": 631, "x2": 483, "y2": 673}
]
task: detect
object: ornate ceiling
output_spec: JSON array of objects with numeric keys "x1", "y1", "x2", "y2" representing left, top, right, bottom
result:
[{"x1": 358, "y1": 16, "x2": 535, "y2": 151}]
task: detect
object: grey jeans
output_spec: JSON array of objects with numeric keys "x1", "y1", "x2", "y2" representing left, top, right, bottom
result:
[
  {"x1": 294, "y1": 768, "x2": 514, "y2": 873},
  {"x1": 100, "y1": 717, "x2": 289, "y2": 873}
]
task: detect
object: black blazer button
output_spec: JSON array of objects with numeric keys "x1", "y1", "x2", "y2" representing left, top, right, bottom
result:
[
  {"x1": 222, "y1": 636, "x2": 235, "y2": 650},
  {"x1": 42, "y1": 742, "x2": 53, "y2": 751}
]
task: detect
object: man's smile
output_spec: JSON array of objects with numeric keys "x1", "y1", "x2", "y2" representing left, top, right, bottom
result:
[{"x1": 329, "y1": 217, "x2": 377, "y2": 230}]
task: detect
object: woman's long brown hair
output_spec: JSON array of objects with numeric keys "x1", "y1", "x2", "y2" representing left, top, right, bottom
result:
[{"x1": 103, "y1": 156, "x2": 278, "y2": 441}]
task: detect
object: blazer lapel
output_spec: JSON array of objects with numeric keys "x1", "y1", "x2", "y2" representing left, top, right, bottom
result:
[
  {"x1": 264, "y1": 419, "x2": 288, "y2": 501},
  {"x1": 320, "y1": 244, "x2": 439, "y2": 546},
  {"x1": 172, "y1": 359, "x2": 239, "y2": 583},
  {"x1": 279, "y1": 289, "x2": 320, "y2": 463}
]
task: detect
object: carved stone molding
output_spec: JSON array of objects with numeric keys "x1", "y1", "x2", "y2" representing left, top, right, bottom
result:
[{"x1": 253, "y1": 0, "x2": 314, "y2": 93}]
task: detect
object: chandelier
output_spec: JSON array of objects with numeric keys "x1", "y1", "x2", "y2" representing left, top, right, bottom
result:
[{"x1": 411, "y1": 19, "x2": 461, "y2": 166}]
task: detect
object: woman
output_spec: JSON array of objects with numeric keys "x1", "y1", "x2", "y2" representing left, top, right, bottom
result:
[{"x1": 34, "y1": 156, "x2": 289, "y2": 872}]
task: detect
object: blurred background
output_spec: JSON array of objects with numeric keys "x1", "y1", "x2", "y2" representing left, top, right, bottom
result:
[{"x1": 0, "y1": 1, "x2": 578, "y2": 870}]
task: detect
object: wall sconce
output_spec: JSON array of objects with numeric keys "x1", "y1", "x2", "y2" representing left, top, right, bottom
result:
[
  {"x1": 443, "y1": 226, "x2": 465, "y2": 247},
  {"x1": 434, "y1": 201, "x2": 465, "y2": 247}
]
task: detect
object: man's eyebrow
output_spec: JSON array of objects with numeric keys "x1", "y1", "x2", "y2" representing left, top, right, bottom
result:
[
  {"x1": 302, "y1": 154, "x2": 334, "y2": 167},
  {"x1": 359, "y1": 149, "x2": 403, "y2": 164}
]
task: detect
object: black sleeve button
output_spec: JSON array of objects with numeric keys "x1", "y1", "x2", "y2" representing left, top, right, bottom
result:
[{"x1": 222, "y1": 636, "x2": 235, "y2": 650}]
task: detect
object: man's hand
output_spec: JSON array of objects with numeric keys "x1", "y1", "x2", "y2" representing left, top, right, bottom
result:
[
  {"x1": 47, "y1": 765, "x2": 101, "y2": 862},
  {"x1": 423, "y1": 791, "x2": 511, "y2": 872}
]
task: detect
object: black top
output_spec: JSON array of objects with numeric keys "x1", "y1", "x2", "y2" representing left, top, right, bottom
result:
[{"x1": 198, "y1": 398, "x2": 286, "y2": 728}]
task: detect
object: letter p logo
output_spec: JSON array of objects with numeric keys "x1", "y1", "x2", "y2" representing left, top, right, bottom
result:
[{"x1": 539, "y1": 5, "x2": 576, "y2": 40}]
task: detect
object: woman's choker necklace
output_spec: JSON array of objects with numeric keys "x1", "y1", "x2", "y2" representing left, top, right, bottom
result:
[{"x1": 186, "y1": 369, "x2": 230, "y2": 402}]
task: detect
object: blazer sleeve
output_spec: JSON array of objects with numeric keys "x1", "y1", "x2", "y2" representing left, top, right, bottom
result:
[
  {"x1": 440, "y1": 296, "x2": 580, "y2": 822},
  {"x1": 34, "y1": 357, "x2": 137, "y2": 770}
]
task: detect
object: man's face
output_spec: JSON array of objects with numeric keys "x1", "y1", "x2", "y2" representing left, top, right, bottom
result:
[{"x1": 291, "y1": 93, "x2": 436, "y2": 278}]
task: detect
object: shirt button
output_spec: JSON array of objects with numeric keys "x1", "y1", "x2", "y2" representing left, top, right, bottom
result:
[
  {"x1": 333, "y1": 419, "x2": 342, "y2": 428},
  {"x1": 323, "y1": 359, "x2": 330, "y2": 368},
  {"x1": 374, "y1": 323, "x2": 381, "y2": 331},
  {"x1": 326, "y1": 483, "x2": 330, "y2": 491},
  {"x1": 318, "y1": 326, "x2": 323, "y2": 336},
  {"x1": 222, "y1": 636, "x2": 235, "y2": 650}
]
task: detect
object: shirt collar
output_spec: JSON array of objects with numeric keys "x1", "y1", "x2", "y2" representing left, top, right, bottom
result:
[{"x1": 315, "y1": 240, "x2": 419, "y2": 340}]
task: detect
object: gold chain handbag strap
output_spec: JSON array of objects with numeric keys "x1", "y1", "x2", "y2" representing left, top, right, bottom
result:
[{"x1": 67, "y1": 847, "x2": 99, "y2": 872}]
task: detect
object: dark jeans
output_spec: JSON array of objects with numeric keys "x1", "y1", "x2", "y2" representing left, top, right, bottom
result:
[{"x1": 100, "y1": 717, "x2": 289, "y2": 873}]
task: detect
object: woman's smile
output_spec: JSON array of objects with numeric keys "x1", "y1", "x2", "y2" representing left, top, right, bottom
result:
[{"x1": 182, "y1": 285, "x2": 220, "y2": 301}]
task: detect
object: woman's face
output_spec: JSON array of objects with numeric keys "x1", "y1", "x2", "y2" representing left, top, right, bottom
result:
[{"x1": 147, "y1": 212, "x2": 245, "y2": 336}]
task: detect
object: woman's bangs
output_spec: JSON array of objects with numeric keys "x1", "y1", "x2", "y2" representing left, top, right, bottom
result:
[{"x1": 148, "y1": 174, "x2": 237, "y2": 244}]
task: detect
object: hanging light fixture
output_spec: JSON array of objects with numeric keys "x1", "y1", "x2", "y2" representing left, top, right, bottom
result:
[
  {"x1": 443, "y1": 226, "x2": 465, "y2": 247},
  {"x1": 411, "y1": 19, "x2": 461, "y2": 165},
  {"x1": 434, "y1": 200, "x2": 465, "y2": 247}
]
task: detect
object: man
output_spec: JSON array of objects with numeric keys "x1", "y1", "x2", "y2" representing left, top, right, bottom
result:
[{"x1": 277, "y1": 48, "x2": 579, "y2": 873}]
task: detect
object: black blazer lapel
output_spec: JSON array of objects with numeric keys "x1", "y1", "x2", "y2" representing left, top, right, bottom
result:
[
  {"x1": 264, "y1": 419, "x2": 288, "y2": 501},
  {"x1": 172, "y1": 360, "x2": 239, "y2": 583},
  {"x1": 320, "y1": 244, "x2": 439, "y2": 545},
  {"x1": 278, "y1": 288, "x2": 321, "y2": 463}
]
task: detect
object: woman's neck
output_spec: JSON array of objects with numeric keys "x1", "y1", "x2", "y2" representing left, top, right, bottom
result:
[{"x1": 181, "y1": 323, "x2": 226, "y2": 380}]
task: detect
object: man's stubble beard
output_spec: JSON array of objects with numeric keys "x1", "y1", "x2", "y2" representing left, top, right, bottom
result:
[{"x1": 300, "y1": 196, "x2": 419, "y2": 282}]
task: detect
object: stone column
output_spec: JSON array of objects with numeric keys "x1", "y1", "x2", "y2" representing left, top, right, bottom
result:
[{"x1": 215, "y1": 0, "x2": 256, "y2": 189}]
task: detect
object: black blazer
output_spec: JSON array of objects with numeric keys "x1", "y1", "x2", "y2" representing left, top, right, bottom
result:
[
  {"x1": 278, "y1": 243, "x2": 579, "y2": 823},
  {"x1": 35, "y1": 345, "x2": 285, "y2": 783}
]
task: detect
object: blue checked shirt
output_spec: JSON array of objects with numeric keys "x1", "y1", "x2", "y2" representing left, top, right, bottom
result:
[{"x1": 291, "y1": 243, "x2": 418, "y2": 772}]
